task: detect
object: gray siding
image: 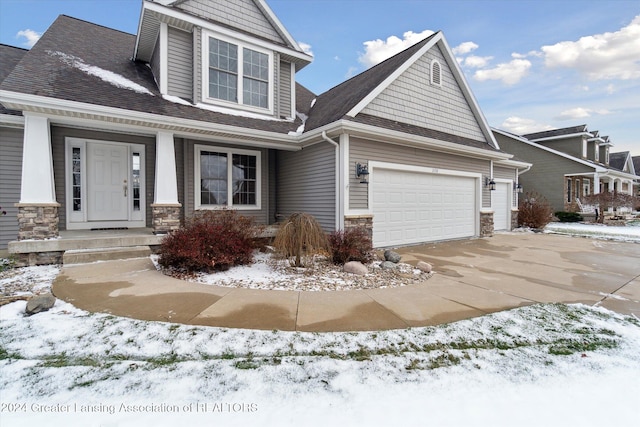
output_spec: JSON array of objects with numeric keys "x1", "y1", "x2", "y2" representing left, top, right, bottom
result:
[
  {"x1": 276, "y1": 142, "x2": 336, "y2": 232},
  {"x1": 167, "y1": 26, "x2": 193, "y2": 100},
  {"x1": 176, "y1": 0, "x2": 286, "y2": 45},
  {"x1": 0, "y1": 126, "x2": 23, "y2": 249},
  {"x1": 495, "y1": 133, "x2": 595, "y2": 212},
  {"x1": 349, "y1": 137, "x2": 492, "y2": 209},
  {"x1": 51, "y1": 127, "x2": 156, "y2": 229},
  {"x1": 278, "y1": 60, "x2": 292, "y2": 119},
  {"x1": 361, "y1": 45, "x2": 486, "y2": 142},
  {"x1": 536, "y1": 136, "x2": 584, "y2": 160},
  {"x1": 183, "y1": 139, "x2": 270, "y2": 224},
  {"x1": 494, "y1": 166, "x2": 515, "y2": 181}
]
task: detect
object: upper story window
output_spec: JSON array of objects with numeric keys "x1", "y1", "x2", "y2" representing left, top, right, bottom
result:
[
  {"x1": 594, "y1": 144, "x2": 599, "y2": 162},
  {"x1": 582, "y1": 140, "x2": 587, "y2": 158},
  {"x1": 204, "y1": 31, "x2": 273, "y2": 113},
  {"x1": 605, "y1": 147, "x2": 609, "y2": 164},
  {"x1": 430, "y1": 60, "x2": 442, "y2": 86}
]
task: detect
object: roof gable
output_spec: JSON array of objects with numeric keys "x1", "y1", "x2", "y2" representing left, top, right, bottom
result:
[
  {"x1": 305, "y1": 31, "x2": 499, "y2": 151},
  {"x1": 609, "y1": 151, "x2": 636, "y2": 174}
]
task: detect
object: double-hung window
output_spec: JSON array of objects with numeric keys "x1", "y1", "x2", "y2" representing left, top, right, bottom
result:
[
  {"x1": 195, "y1": 145, "x2": 261, "y2": 210},
  {"x1": 204, "y1": 32, "x2": 272, "y2": 112}
]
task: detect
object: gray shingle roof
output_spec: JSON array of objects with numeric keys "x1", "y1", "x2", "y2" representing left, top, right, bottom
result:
[
  {"x1": 609, "y1": 151, "x2": 629, "y2": 171},
  {"x1": 633, "y1": 156, "x2": 640, "y2": 175},
  {"x1": 0, "y1": 44, "x2": 27, "y2": 116},
  {"x1": 523, "y1": 125, "x2": 589, "y2": 140}
]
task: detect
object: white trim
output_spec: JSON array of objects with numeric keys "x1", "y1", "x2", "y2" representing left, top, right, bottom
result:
[
  {"x1": 159, "y1": 22, "x2": 169, "y2": 95},
  {"x1": 340, "y1": 133, "x2": 349, "y2": 227},
  {"x1": 254, "y1": 0, "x2": 302, "y2": 51},
  {"x1": 0, "y1": 113, "x2": 25, "y2": 127},
  {"x1": 64, "y1": 137, "x2": 146, "y2": 230},
  {"x1": 289, "y1": 62, "x2": 296, "y2": 120},
  {"x1": 194, "y1": 144, "x2": 262, "y2": 211},
  {"x1": 0, "y1": 90, "x2": 302, "y2": 149},
  {"x1": 528, "y1": 132, "x2": 593, "y2": 142},
  {"x1": 141, "y1": 1, "x2": 312, "y2": 64},
  {"x1": 201, "y1": 30, "x2": 275, "y2": 115},
  {"x1": 154, "y1": 131, "x2": 179, "y2": 204}
]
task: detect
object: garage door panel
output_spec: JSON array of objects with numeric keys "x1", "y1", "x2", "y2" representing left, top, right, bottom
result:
[{"x1": 372, "y1": 169, "x2": 477, "y2": 247}]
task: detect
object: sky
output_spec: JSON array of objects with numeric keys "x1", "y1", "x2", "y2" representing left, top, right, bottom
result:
[{"x1": 0, "y1": 0, "x2": 639, "y2": 156}]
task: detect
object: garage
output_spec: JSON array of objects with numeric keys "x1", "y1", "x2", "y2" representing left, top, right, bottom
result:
[
  {"x1": 492, "y1": 182, "x2": 511, "y2": 231},
  {"x1": 371, "y1": 168, "x2": 477, "y2": 247}
]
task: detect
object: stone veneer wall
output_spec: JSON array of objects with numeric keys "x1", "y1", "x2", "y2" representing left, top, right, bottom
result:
[
  {"x1": 480, "y1": 211, "x2": 494, "y2": 237},
  {"x1": 511, "y1": 209, "x2": 519, "y2": 231},
  {"x1": 16, "y1": 204, "x2": 60, "y2": 240},
  {"x1": 152, "y1": 204, "x2": 182, "y2": 234},
  {"x1": 344, "y1": 215, "x2": 373, "y2": 239}
]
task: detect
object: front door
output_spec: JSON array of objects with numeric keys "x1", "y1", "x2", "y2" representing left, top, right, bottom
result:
[{"x1": 87, "y1": 142, "x2": 129, "y2": 221}]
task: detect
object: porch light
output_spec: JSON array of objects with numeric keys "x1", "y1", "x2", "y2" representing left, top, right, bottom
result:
[
  {"x1": 515, "y1": 183, "x2": 523, "y2": 193},
  {"x1": 485, "y1": 176, "x2": 496, "y2": 191},
  {"x1": 356, "y1": 163, "x2": 370, "y2": 184}
]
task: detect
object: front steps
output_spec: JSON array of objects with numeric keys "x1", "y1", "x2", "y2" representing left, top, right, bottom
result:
[{"x1": 62, "y1": 246, "x2": 152, "y2": 264}]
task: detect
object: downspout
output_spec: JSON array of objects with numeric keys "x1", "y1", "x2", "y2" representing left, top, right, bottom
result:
[{"x1": 322, "y1": 131, "x2": 341, "y2": 231}]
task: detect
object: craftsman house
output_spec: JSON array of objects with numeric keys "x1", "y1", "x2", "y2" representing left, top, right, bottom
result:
[
  {"x1": 493, "y1": 125, "x2": 638, "y2": 213},
  {"x1": 0, "y1": 0, "x2": 528, "y2": 263}
]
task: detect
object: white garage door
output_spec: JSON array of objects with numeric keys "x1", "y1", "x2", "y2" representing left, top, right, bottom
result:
[
  {"x1": 372, "y1": 169, "x2": 477, "y2": 247},
  {"x1": 492, "y1": 182, "x2": 510, "y2": 231}
]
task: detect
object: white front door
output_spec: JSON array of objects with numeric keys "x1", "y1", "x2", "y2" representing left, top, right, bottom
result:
[
  {"x1": 492, "y1": 182, "x2": 511, "y2": 231},
  {"x1": 87, "y1": 142, "x2": 129, "y2": 221}
]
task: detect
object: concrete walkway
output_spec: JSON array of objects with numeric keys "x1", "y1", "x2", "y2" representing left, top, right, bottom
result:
[{"x1": 52, "y1": 233, "x2": 640, "y2": 332}]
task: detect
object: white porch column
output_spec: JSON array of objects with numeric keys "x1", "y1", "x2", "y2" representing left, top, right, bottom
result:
[
  {"x1": 593, "y1": 173, "x2": 600, "y2": 193},
  {"x1": 627, "y1": 180, "x2": 633, "y2": 195},
  {"x1": 608, "y1": 177, "x2": 615, "y2": 192},
  {"x1": 152, "y1": 131, "x2": 181, "y2": 234},
  {"x1": 20, "y1": 114, "x2": 56, "y2": 204},
  {"x1": 154, "y1": 131, "x2": 179, "y2": 204}
]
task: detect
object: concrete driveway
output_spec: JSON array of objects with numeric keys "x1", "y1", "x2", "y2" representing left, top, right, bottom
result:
[{"x1": 52, "y1": 233, "x2": 640, "y2": 332}]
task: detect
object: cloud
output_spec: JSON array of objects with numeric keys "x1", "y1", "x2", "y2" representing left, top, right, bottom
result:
[
  {"x1": 16, "y1": 29, "x2": 41, "y2": 48},
  {"x1": 541, "y1": 14, "x2": 640, "y2": 80},
  {"x1": 473, "y1": 59, "x2": 531, "y2": 85},
  {"x1": 463, "y1": 55, "x2": 493, "y2": 68},
  {"x1": 298, "y1": 42, "x2": 314, "y2": 57},
  {"x1": 358, "y1": 29, "x2": 434, "y2": 68},
  {"x1": 556, "y1": 107, "x2": 612, "y2": 120},
  {"x1": 500, "y1": 117, "x2": 553, "y2": 135},
  {"x1": 452, "y1": 41, "x2": 478, "y2": 55},
  {"x1": 606, "y1": 84, "x2": 616, "y2": 94}
]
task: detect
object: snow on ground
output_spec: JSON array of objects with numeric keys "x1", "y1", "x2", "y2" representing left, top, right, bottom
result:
[
  {"x1": 1, "y1": 224, "x2": 640, "y2": 426},
  {"x1": 544, "y1": 220, "x2": 640, "y2": 243}
]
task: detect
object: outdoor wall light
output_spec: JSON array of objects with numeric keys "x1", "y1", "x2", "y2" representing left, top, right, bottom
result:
[
  {"x1": 514, "y1": 182, "x2": 523, "y2": 193},
  {"x1": 356, "y1": 163, "x2": 370, "y2": 184},
  {"x1": 485, "y1": 176, "x2": 496, "y2": 191}
]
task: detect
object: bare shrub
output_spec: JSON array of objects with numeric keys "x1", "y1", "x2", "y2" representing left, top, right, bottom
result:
[
  {"x1": 273, "y1": 212, "x2": 329, "y2": 267},
  {"x1": 518, "y1": 192, "x2": 553, "y2": 229},
  {"x1": 328, "y1": 228, "x2": 374, "y2": 265}
]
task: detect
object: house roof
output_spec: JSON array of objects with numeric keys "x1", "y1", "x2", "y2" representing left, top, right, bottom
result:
[
  {"x1": 633, "y1": 156, "x2": 640, "y2": 177},
  {"x1": 0, "y1": 15, "x2": 303, "y2": 136},
  {"x1": 0, "y1": 44, "x2": 27, "y2": 117},
  {"x1": 1, "y1": 13, "x2": 503, "y2": 156},
  {"x1": 523, "y1": 124, "x2": 590, "y2": 140},
  {"x1": 609, "y1": 151, "x2": 629, "y2": 171}
]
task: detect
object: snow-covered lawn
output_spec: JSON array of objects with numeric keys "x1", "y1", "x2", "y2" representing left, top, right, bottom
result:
[
  {"x1": 544, "y1": 220, "x2": 640, "y2": 242},
  {"x1": 1, "y1": 223, "x2": 640, "y2": 426}
]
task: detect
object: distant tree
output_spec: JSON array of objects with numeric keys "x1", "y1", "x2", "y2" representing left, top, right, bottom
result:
[{"x1": 582, "y1": 190, "x2": 638, "y2": 223}]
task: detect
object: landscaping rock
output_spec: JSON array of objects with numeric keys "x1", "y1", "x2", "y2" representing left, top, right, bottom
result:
[
  {"x1": 380, "y1": 261, "x2": 397, "y2": 270},
  {"x1": 25, "y1": 293, "x2": 56, "y2": 315},
  {"x1": 344, "y1": 261, "x2": 368, "y2": 275},
  {"x1": 416, "y1": 261, "x2": 433, "y2": 273},
  {"x1": 384, "y1": 250, "x2": 402, "y2": 263}
]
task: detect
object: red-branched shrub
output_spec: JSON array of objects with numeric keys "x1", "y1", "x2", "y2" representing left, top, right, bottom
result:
[
  {"x1": 328, "y1": 227, "x2": 374, "y2": 265},
  {"x1": 518, "y1": 192, "x2": 553, "y2": 229},
  {"x1": 158, "y1": 209, "x2": 259, "y2": 272}
]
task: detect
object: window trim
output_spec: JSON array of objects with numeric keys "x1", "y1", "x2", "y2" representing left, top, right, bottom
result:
[
  {"x1": 430, "y1": 59, "x2": 442, "y2": 86},
  {"x1": 202, "y1": 30, "x2": 274, "y2": 115},
  {"x1": 194, "y1": 144, "x2": 262, "y2": 210}
]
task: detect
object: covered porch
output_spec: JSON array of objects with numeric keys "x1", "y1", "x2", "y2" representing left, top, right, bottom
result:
[{"x1": 564, "y1": 171, "x2": 637, "y2": 215}]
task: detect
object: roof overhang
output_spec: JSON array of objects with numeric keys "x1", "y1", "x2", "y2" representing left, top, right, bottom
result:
[
  {"x1": 134, "y1": 0, "x2": 312, "y2": 70},
  {"x1": 529, "y1": 131, "x2": 593, "y2": 142},
  {"x1": 0, "y1": 90, "x2": 302, "y2": 151},
  {"x1": 303, "y1": 120, "x2": 513, "y2": 161}
]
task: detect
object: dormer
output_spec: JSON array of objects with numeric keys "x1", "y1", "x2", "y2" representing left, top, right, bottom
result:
[
  {"x1": 133, "y1": 0, "x2": 312, "y2": 120},
  {"x1": 599, "y1": 135, "x2": 612, "y2": 165},
  {"x1": 587, "y1": 130, "x2": 605, "y2": 163}
]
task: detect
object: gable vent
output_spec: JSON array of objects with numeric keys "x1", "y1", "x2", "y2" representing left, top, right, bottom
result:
[{"x1": 431, "y1": 60, "x2": 442, "y2": 86}]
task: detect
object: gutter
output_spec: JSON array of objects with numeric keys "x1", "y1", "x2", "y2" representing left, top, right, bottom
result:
[{"x1": 322, "y1": 131, "x2": 342, "y2": 230}]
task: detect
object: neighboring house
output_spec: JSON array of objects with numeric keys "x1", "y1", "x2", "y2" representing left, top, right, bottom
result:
[
  {"x1": 493, "y1": 125, "x2": 638, "y2": 213},
  {"x1": 634, "y1": 156, "x2": 640, "y2": 196},
  {"x1": 0, "y1": 0, "x2": 528, "y2": 260}
]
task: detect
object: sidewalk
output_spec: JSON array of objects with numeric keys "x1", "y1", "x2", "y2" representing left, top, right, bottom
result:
[{"x1": 52, "y1": 233, "x2": 640, "y2": 331}]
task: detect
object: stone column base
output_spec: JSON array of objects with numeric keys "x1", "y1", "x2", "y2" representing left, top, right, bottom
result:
[
  {"x1": 15, "y1": 203, "x2": 60, "y2": 240},
  {"x1": 152, "y1": 204, "x2": 182, "y2": 234},
  {"x1": 344, "y1": 215, "x2": 373, "y2": 239},
  {"x1": 480, "y1": 211, "x2": 494, "y2": 237},
  {"x1": 511, "y1": 209, "x2": 519, "y2": 231}
]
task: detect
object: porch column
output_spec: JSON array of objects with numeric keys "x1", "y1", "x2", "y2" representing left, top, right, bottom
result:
[
  {"x1": 16, "y1": 114, "x2": 60, "y2": 240},
  {"x1": 152, "y1": 131, "x2": 181, "y2": 234},
  {"x1": 628, "y1": 180, "x2": 634, "y2": 195},
  {"x1": 593, "y1": 173, "x2": 600, "y2": 193},
  {"x1": 608, "y1": 177, "x2": 615, "y2": 192}
]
